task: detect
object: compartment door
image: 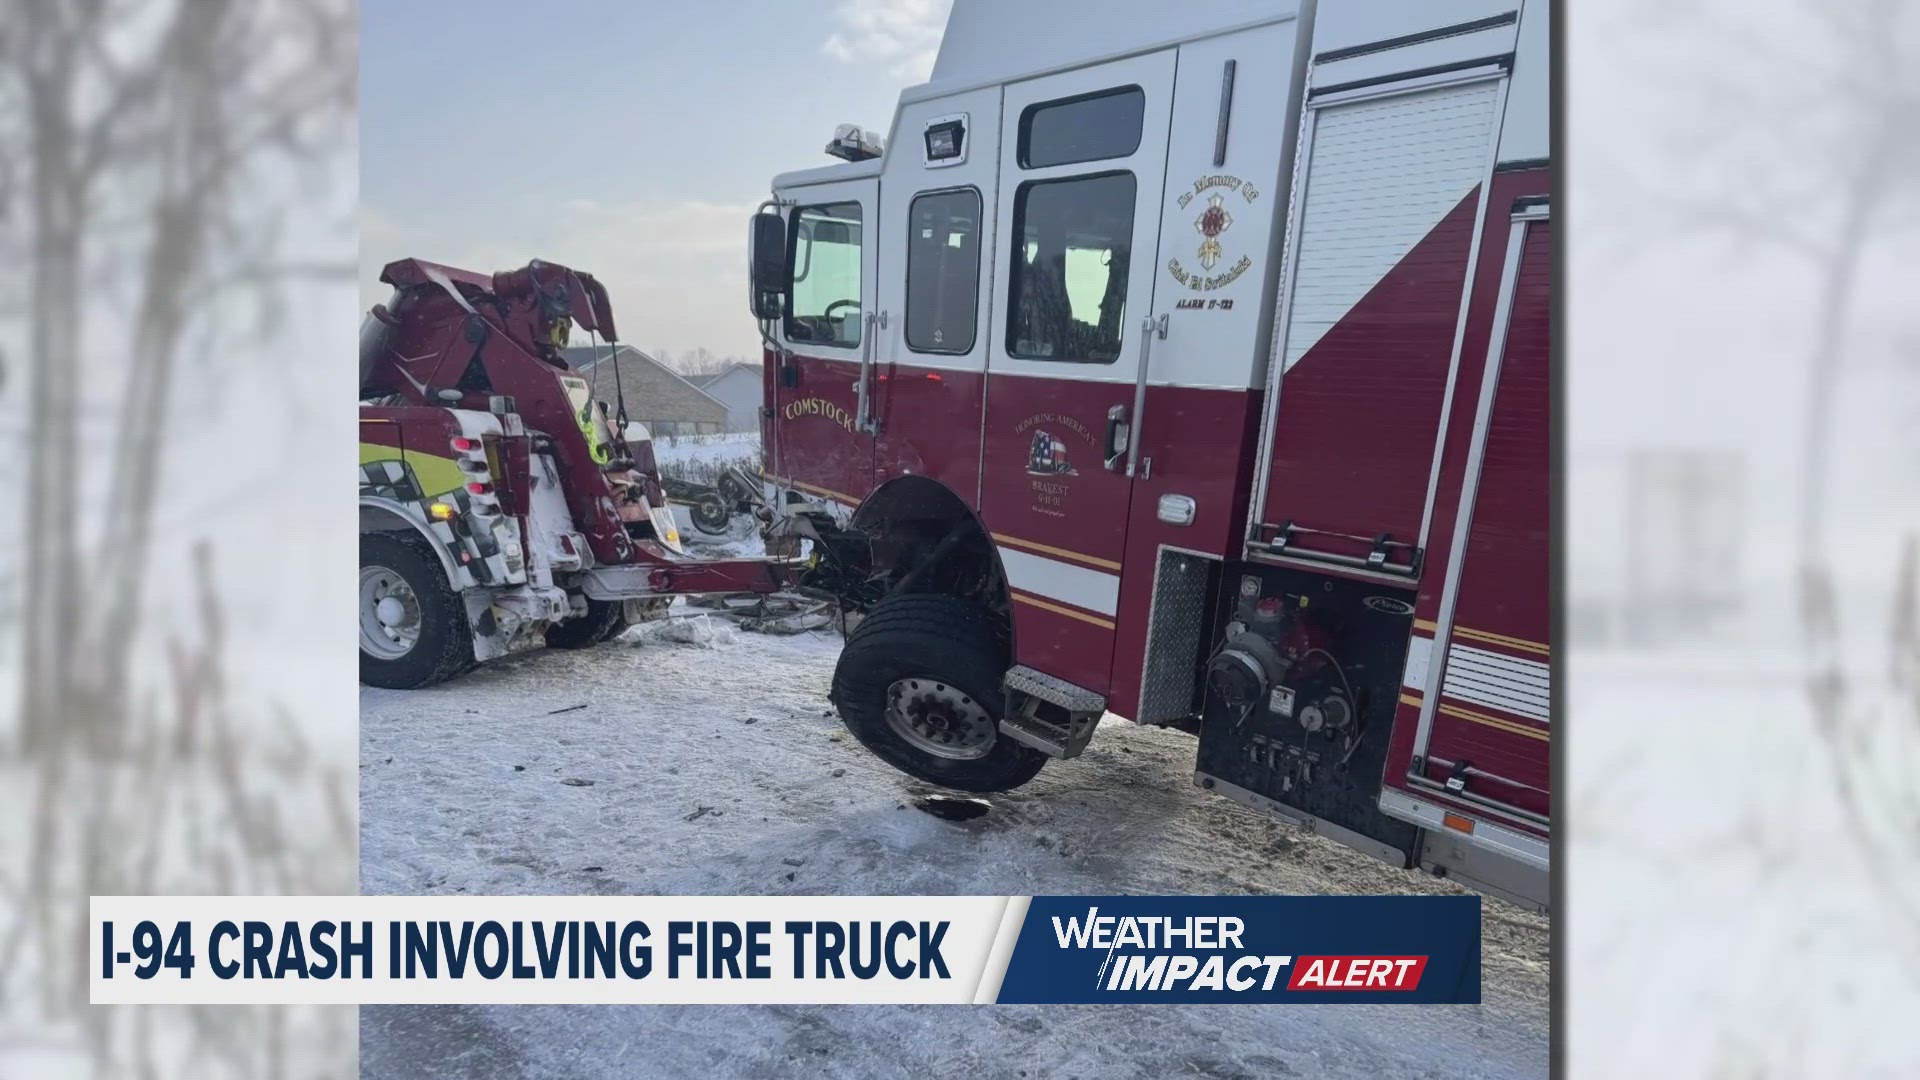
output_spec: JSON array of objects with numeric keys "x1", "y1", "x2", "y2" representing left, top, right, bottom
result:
[
  {"x1": 1252, "y1": 69, "x2": 1508, "y2": 574},
  {"x1": 1416, "y1": 205, "x2": 1551, "y2": 819}
]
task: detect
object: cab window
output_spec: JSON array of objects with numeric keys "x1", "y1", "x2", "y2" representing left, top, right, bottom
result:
[
  {"x1": 1019, "y1": 86, "x2": 1145, "y2": 169},
  {"x1": 785, "y1": 202, "x2": 863, "y2": 348},
  {"x1": 905, "y1": 189, "x2": 981, "y2": 354},
  {"x1": 1007, "y1": 172, "x2": 1134, "y2": 362}
]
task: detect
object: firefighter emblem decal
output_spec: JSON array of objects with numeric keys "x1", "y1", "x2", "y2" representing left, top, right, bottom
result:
[
  {"x1": 1169, "y1": 174, "x2": 1259, "y2": 294},
  {"x1": 1013, "y1": 413, "x2": 1095, "y2": 517},
  {"x1": 1026, "y1": 429, "x2": 1077, "y2": 476},
  {"x1": 1195, "y1": 193, "x2": 1232, "y2": 270}
]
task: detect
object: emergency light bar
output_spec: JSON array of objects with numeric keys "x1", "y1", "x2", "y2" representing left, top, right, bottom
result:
[{"x1": 825, "y1": 123, "x2": 884, "y2": 162}]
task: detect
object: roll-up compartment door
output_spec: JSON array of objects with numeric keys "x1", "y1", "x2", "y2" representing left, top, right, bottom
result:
[{"x1": 1254, "y1": 76, "x2": 1504, "y2": 573}]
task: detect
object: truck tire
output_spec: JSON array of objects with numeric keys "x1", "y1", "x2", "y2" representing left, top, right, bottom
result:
[
  {"x1": 545, "y1": 598, "x2": 623, "y2": 650},
  {"x1": 831, "y1": 595, "x2": 1047, "y2": 793},
  {"x1": 360, "y1": 531, "x2": 474, "y2": 689}
]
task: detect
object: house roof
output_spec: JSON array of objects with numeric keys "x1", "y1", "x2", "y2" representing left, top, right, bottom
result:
[
  {"x1": 687, "y1": 361, "x2": 759, "y2": 388},
  {"x1": 558, "y1": 344, "x2": 728, "y2": 412}
]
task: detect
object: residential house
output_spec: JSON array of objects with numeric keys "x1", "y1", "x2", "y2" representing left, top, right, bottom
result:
[
  {"x1": 560, "y1": 345, "x2": 728, "y2": 437},
  {"x1": 687, "y1": 362, "x2": 764, "y2": 433}
]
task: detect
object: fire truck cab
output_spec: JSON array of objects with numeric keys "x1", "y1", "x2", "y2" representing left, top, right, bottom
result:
[{"x1": 752, "y1": 0, "x2": 1551, "y2": 911}]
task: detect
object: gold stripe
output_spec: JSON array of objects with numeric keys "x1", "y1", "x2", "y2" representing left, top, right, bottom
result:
[
  {"x1": 1403, "y1": 691, "x2": 1548, "y2": 740},
  {"x1": 991, "y1": 532, "x2": 1124, "y2": 572},
  {"x1": 767, "y1": 474, "x2": 859, "y2": 506},
  {"x1": 1437, "y1": 702, "x2": 1549, "y2": 742},
  {"x1": 1011, "y1": 590, "x2": 1116, "y2": 630},
  {"x1": 1451, "y1": 625, "x2": 1551, "y2": 657},
  {"x1": 1412, "y1": 618, "x2": 1549, "y2": 657}
]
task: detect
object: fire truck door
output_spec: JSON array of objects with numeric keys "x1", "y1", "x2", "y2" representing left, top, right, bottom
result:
[
  {"x1": 979, "y1": 50, "x2": 1177, "y2": 695},
  {"x1": 768, "y1": 178, "x2": 879, "y2": 509}
]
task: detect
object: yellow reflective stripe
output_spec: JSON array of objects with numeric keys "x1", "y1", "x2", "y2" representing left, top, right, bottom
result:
[
  {"x1": 991, "y1": 533, "x2": 1123, "y2": 572},
  {"x1": 1413, "y1": 619, "x2": 1549, "y2": 657},
  {"x1": 1436, "y1": 701, "x2": 1549, "y2": 742},
  {"x1": 1011, "y1": 590, "x2": 1116, "y2": 630}
]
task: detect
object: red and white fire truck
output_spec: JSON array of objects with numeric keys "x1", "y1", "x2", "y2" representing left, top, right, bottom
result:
[{"x1": 752, "y1": 0, "x2": 1552, "y2": 910}]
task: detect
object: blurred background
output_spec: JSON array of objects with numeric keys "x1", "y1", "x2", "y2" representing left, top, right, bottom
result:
[
  {"x1": 1568, "y1": 0, "x2": 1920, "y2": 1074},
  {"x1": 0, "y1": 0, "x2": 1915, "y2": 1076},
  {"x1": 0, "y1": 0, "x2": 358, "y2": 1075}
]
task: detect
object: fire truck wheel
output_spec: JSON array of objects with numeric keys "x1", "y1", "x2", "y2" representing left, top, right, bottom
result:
[
  {"x1": 359, "y1": 531, "x2": 474, "y2": 689},
  {"x1": 831, "y1": 595, "x2": 1047, "y2": 793},
  {"x1": 545, "y1": 599, "x2": 623, "y2": 650}
]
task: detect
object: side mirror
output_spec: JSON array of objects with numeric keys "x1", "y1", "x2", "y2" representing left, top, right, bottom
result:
[{"x1": 749, "y1": 211, "x2": 787, "y2": 321}]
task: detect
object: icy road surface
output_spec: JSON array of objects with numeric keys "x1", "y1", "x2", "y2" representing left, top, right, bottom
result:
[{"x1": 360, "y1": 615, "x2": 1548, "y2": 1079}]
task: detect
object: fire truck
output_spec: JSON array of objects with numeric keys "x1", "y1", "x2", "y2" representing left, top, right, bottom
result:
[
  {"x1": 358, "y1": 258, "x2": 790, "y2": 689},
  {"x1": 751, "y1": 0, "x2": 1551, "y2": 911}
]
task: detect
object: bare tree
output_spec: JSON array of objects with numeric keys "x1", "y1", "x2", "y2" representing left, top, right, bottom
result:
[
  {"x1": 6, "y1": 0, "x2": 353, "y2": 745},
  {"x1": 1631, "y1": 0, "x2": 1920, "y2": 944},
  {"x1": 0, "y1": 0, "x2": 355, "y2": 1073}
]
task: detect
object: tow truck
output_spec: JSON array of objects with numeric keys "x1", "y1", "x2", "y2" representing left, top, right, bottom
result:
[{"x1": 356, "y1": 258, "x2": 800, "y2": 688}]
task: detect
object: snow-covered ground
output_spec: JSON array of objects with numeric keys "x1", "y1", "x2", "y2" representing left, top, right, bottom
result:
[
  {"x1": 360, "y1": 608, "x2": 1548, "y2": 1078},
  {"x1": 651, "y1": 431, "x2": 762, "y2": 489}
]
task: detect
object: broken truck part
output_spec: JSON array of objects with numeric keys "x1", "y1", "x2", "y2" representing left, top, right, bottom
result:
[
  {"x1": 751, "y1": 0, "x2": 1552, "y2": 911},
  {"x1": 358, "y1": 257, "x2": 798, "y2": 688}
]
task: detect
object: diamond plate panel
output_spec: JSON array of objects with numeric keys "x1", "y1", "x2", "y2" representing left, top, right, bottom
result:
[{"x1": 1137, "y1": 550, "x2": 1213, "y2": 724}]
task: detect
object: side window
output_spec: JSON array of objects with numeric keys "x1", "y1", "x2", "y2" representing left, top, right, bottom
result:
[
  {"x1": 1007, "y1": 172, "x2": 1135, "y2": 362},
  {"x1": 1019, "y1": 86, "x2": 1145, "y2": 169},
  {"x1": 905, "y1": 189, "x2": 981, "y2": 354},
  {"x1": 785, "y1": 201, "x2": 863, "y2": 348}
]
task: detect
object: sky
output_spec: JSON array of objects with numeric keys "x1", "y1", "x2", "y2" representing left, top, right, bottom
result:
[
  {"x1": 358, "y1": 0, "x2": 1920, "y2": 584},
  {"x1": 359, "y1": 0, "x2": 951, "y2": 361}
]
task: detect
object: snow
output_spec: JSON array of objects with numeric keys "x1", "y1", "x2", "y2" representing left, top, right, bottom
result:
[
  {"x1": 360, "y1": 612, "x2": 1548, "y2": 1078},
  {"x1": 650, "y1": 430, "x2": 763, "y2": 470}
]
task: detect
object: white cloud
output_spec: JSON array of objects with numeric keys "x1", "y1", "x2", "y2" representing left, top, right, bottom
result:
[{"x1": 820, "y1": 0, "x2": 951, "y2": 82}]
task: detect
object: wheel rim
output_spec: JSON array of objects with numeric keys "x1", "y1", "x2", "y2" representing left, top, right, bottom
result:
[
  {"x1": 360, "y1": 564, "x2": 422, "y2": 660},
  {"x1": 691, "y1": 494, "x2": 730, "y2": 533},
  {"x1": 884, "y1": 678, "x2": 996, "y2": 760}
]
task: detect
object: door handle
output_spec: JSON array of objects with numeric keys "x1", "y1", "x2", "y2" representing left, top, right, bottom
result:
[
  {"x1": 1125, "y1": 314, "x2": 1168, "y2": 478},
  {"x1": 855, "y1": 309, "x2": 887, "y2": 435},
  {"x1": 1104, "y1": 404, "x2": 1130, "y2": 472}
]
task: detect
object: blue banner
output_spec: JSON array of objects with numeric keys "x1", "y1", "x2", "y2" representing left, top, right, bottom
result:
[{"x1": 995, "y1": 895, "x2": 1480, "y2": 1004}]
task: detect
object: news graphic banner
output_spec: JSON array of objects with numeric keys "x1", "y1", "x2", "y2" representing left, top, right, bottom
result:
[{"x1": 90, "y1": 894, "x2": 1480, "y2": 1005}]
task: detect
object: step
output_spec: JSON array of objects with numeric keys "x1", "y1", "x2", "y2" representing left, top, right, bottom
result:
[{"x1": 999, "y1": 666, "x2": 1105, "y2": 759}]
